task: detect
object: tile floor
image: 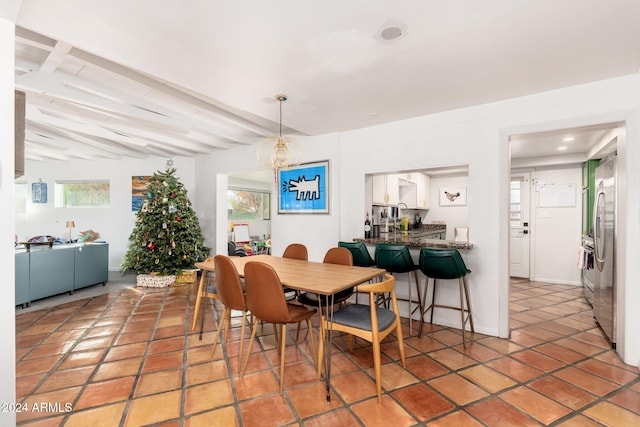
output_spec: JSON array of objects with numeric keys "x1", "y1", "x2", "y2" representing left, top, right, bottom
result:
[{"x1": 15, "y1": 276, "x2": 640, "y2": 426}]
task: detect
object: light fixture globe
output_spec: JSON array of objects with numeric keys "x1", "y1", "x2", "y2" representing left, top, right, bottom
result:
[
  {"x1": 257, "y1": 135, "x2": 302, "y2": 170},
  {"x1": 256, "y1": 94, "x2": 302, "y2": 170}
]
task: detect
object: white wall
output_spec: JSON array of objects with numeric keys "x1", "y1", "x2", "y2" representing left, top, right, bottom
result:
[
  {"x1": 195, "y1": 133, "x2": 343, "y2": 263},
  {"x1": 16, "y1": 156, "x2": 197, "y2": 271},
  {"x1": 1, "y1": 16, "x2": 16, "y2": 426},
  {"x1": 425, "y1": 174, "x2": 469, "y2": 240},
  {"x1": 195, "y1": 74, "x2": 640, "y2": 367},
  {"x1": 530, "y1": 166, "x2": 582, "y2": 285}
]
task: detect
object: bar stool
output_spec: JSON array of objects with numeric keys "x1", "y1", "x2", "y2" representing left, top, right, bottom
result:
[
  {"x1": 419, "y1": 248, "x2": 474, "y2": 347},
  {"x1": 338, "y1": 241, "x2": 376, "y2": 267},
  {"x1": 374, "y1": 243, "x2": 421, "y2": 335}
]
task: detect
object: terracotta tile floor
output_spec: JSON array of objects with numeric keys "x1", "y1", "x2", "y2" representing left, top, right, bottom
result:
[{"x1": 15, "y1": 277, "x2": 640, "y2": 426}]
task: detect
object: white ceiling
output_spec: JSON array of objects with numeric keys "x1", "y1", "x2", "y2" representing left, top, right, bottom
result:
[{"x1": 6, "y1": 0, "x2": 640, "y2": 162}]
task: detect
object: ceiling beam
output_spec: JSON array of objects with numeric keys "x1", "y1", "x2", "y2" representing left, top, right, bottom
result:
[{"x1": 39, "y1": 41, "x2": 72, "y2": 74}]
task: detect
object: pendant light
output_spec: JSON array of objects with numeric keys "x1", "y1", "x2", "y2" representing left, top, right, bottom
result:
[{"x1": 256, "y1": 94, "x2": 302, "y2": 171}]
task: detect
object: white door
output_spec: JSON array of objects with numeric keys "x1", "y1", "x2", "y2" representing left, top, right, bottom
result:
[{"x1": 510, "y1": 173, "x2": 531, "y2": 278}]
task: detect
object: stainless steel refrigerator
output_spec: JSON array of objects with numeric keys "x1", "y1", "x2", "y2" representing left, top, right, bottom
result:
[{"x1": 593, "y1": 154, "x2": 616, "y2": 348}]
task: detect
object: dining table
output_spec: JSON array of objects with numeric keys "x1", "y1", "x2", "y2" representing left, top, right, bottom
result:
[{"x1": 194, "y1": 254, "x2": 386, "y2": 401}]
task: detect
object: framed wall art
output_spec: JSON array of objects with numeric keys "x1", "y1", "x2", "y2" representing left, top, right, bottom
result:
[
  {"x1": 277, "y1": 160, "x2": 330, "y2": 214},
  {"x1": 131, "y1": 175, "x2": 153, "y2": 211},
  {"x1": 32, "y1": 181, "x2": 47, "y2": 203},
  {"x1": 439, "y1": 187, "x2": 467, "y2": 206}
]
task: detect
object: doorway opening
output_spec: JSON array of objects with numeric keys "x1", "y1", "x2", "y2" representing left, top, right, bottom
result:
[
  {"x1": 507, "y1": 121, "x2": 623, "y2": 338},
  {"x1": 227, "y1": 170, "x2": 273, "y2": 256}
]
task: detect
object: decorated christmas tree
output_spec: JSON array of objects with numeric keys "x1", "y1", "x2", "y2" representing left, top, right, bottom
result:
[{"x1": 121, "y1": 167, "x2": 210, "y2": 277}]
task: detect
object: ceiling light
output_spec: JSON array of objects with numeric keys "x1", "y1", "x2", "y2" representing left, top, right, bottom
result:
[
  {"x1": 256, "y1": 94, "x2": 302, "y2": 173},
  {"x1": 380, "y1": 26, "x2": 403, "y2": 40},
  {"x1": 557, "y1": 146, "x2": 568, "y2": 151},
  {"x1": 562, "y1": 137, "x2": 575, "y2": 142}
]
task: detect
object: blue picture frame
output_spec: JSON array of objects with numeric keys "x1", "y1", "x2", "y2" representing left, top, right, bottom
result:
[
  {"x1": 277, "y1": 160, "x2": 329, "y2": 214},
  {"x1": 32, "y1": 182, "x2": 47, "y2": 203}
]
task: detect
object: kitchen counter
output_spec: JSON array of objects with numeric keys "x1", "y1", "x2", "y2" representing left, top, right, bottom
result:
[
  {"x1": 354, "y1": 236, "x2": 473, "y2": 250},
  {"x1": 354, "y1": 225, "x2": 472, "y2": 250}
]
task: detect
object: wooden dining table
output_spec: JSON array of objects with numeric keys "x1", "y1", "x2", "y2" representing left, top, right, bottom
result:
[{"x1": 194, "y1": 254, "x2": 386, "y2": 401}]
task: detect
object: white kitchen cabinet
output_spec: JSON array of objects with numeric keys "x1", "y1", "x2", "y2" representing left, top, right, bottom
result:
[
  {"x1": 372, "y1": 175, "x2": 386, "y2": 205},
  {"x1": 399, "y1": 177, "x2": 417, "y2": 208},
  {"x1": 386, "y1": 174, "x2": 399, "y2": 205},
  {"x1": 372, "y1": 174, "x2": 400, "y2": 205},
  {"x1": 415, "y1": 173, "x2": 431, "y2": 209},
  {"x1": 402, "y1": 172, "x2": 416, "y2": 184}
]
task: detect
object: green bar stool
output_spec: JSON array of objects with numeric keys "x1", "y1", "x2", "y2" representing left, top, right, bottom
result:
[
  {"x1": 374, "y1": 243, "x2": 422, "y2": 335},
  {"x1": 419, "y1": 248, "x2": 474, "y2": 347},
  {"x1": 338, "y1": 241, "x2": 376, "y2": 267}
]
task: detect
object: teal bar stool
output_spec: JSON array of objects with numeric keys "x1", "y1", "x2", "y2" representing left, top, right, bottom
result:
[
  {"x1": 419, "y1": 248, "x2": 474, "y2": 347},
  {"x1": 374, "y1": 243, "x2": 422, "y2": 335},
  {"x1": 338, "y1": 241, "x2": 376, "y2": 267}
]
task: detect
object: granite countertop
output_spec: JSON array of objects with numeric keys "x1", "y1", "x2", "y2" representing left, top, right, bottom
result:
[{"x1": 354, "y1": 225, "x2": 473, "y2": 250}]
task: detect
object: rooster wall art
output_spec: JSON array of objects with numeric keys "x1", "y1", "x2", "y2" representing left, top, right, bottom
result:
[
  {"x1": 440, "y1": 188, "x2": 467, "y2": 206},
  {"x1": 445, "y1": 191, "x2": 460, "y2": 202}
]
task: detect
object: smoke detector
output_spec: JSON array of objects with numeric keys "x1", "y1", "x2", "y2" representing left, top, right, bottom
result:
[{"x1": 380, "y1": 26, "x2": 403, "y2": 40}]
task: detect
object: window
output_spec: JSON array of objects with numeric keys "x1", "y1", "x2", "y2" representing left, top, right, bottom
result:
[
  {"x1": 55, "y1": 180, "x2": 110, "y2": 208},
  {"x1": 510, "y1": 179, "x2": 522, "y2": 227},
  {"x1": 15, "y1": 182, "x2": 27, "y2": 214},
  {"x1": 228, "y1": 188, "x2": 270, "y2": 220}
]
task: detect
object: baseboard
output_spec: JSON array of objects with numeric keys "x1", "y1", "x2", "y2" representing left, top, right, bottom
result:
[{"x1": 529, "y1": 277, "x2": 582, "y2": 286}]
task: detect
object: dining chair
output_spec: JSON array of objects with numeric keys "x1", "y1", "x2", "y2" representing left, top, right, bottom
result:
[
  {"x1": 297, "y1": 247, "x2": 354, "y2": 308},
  {"x1": 282, "y1": 243, "x2": 308, "y2": 299},
  {"x1": 317, "y1": 273, "x2": 405, "y2": 401},
  {"x1": 375, "y1": 243, "x2": 422, "y2": 335},
  {"x1": 227, "y1": 241, "x2": 248, "y2": 257},
  {"x1": 419, "y1": 248, "x2": 474, "y2": 347},
  {"x1": 282, "y1": 243, "x2": 308, "y2": 260},
  {"x1": 210, "y1": 255, "x2": 250, "y2": 373},
  {"x1": 240, "y1": 261, "x2": 318, "y2": 395},
  {"x1": 191, "y1": 256, "x2": 218, "y2": 338}
]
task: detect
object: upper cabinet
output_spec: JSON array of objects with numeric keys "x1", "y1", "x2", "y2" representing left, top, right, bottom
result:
[
  {"x1": 372, "y1": 174, "x2": 400, "y2": 205},
  {"x1": 398, "y1": 177, "x2": 417, "y2": 208},
  {"x1": 415, "y1": 173, "x2": 431, "y2": 209},
  {"x1": 372, "y1": 175, "x2": 386, "y2": 205},
  {"x1": 372, "y1": 172, "x2": 430, "y2": 209},
  {"x1": 386, "y1": 174, "x2": 399, "y2": 205}
]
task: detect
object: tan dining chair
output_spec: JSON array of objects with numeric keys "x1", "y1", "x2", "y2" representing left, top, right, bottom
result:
[
  {"x1": 210, "y1": 255, "x2": 250, "y2": 373},
  {"x1": 297, "y1": 247, "x2": 354, "y2": 308},
  {"x1": 282, "y1": 243, "x2": 308, "y2": 299},
  {"x1": 282, "y1": 243, "x2": 308, "y2": 260},
  {"x1": 191, "y1": 256, "x2": 218, "y2": 337},
  {"x1": 317, "y1": 273, "x2": 405, "y2": 401},
  {"x1": 241, "y1": 261, "x2": 318, "y2": 395}
]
